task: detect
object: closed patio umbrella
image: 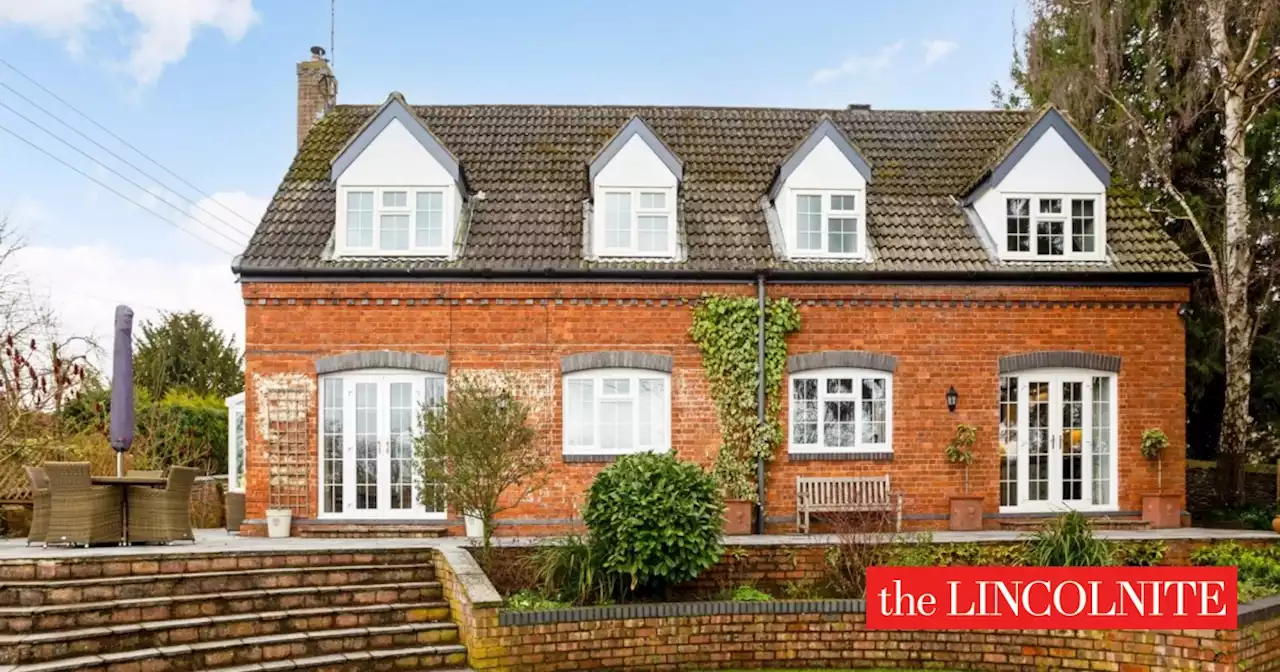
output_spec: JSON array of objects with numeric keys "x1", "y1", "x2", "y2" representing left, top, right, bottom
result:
[{"x1": 108, "y1": 305, "x2": 134, "y2": 477}]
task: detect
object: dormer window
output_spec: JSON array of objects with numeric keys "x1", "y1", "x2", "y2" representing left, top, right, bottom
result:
[
  {"x1": 330, "y1": 92, "x2": 463, "y2": 259},
  {"x1": 1003, "y1": 195, "x2": 1101, "y2": 260},
  {"x1": 341, "y1": 187, "x2": 451, "y2": 255},
  {"x1": 600, "y1": 189, "x2": 675, "y2": 256},
  {"x1": 589, "y1": 117, "x2": 684, "y2": 261},
  {"x1": 794, "y1": 191, "x2": 863, "y2": 257},
  {"x1": 964, "y1": 108, "x2": 1111, "y2": 264},
  {"x1": 768, "y1": 118, "x2": 874, "y2": 262}
]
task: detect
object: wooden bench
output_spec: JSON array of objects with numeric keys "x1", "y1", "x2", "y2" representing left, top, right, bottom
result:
[{"x1": 796, "y1": 475, "x2": 903, "y2": 533}]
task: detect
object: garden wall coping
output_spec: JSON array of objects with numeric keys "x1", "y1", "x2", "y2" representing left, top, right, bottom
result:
[
  {"x1": 437, "y1": 546, "x2": 503, "y2": 608},
  {"x1": 499, "y1": 599, "x2": 866, "y2": 626}
]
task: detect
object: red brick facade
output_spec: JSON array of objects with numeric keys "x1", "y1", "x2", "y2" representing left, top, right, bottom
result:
[{"x1": 241, "y1": 280, "x2": 1189, "y2": 532}]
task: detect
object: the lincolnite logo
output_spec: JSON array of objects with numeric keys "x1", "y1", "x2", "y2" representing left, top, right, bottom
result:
[{"x1": 866, "y1": 567, "x2": 1237, "y2": 630}]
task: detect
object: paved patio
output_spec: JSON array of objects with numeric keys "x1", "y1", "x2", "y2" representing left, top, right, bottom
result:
[{"x1": 1, "y1": 526, "x2": 1275, "y2": 561}]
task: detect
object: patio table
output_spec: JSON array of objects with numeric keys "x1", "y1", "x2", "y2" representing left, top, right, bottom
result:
[{"x1": 91, "y1": 476, "x2": 167, "y2": 544}]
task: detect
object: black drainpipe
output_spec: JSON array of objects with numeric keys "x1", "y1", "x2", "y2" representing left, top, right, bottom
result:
[{"x1": 755, "y1": 273, "x2": 767, "y2": 534}]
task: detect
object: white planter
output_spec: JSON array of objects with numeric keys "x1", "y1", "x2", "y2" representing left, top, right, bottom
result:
[
  {"x1": 266, "y1": 509, "x2": 293, "y2": 538},
  {"x1": 463, "y1": 512, "x2": 485, "y2": 539}
]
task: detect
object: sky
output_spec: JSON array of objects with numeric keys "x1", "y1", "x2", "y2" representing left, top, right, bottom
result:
[{"x1": 0, "y1": 0, "x2": 1025, "y2": 365}]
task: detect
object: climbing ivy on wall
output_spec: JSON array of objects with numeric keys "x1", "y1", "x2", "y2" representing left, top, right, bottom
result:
[{"x1": 688, "y1": 294, "x2": 800, "y2": 502}]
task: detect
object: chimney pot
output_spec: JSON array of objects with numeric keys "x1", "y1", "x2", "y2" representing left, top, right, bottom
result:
[
  {"x1": 847, "y1": 103, "x2": 872, "y2": 111},
  {"x1": 310, "y1": 45, "x2": 326, "y2": 61}
]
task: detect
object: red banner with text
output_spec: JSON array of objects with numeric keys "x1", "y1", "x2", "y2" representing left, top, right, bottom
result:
[{"x1": 865, "y1": 566, "x2": 1237, "y2": 630}]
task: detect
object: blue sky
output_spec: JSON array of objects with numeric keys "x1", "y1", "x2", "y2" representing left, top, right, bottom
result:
[{"x1": 0, "y1": 0, "x2": 1023, "y2": 353}]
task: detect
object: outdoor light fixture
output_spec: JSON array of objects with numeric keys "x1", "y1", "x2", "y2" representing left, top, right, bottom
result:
[{"x1": 946, "y1": 386, "x2": 959, "y2": 413}]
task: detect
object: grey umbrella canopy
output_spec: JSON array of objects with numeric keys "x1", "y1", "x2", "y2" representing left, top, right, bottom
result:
[{"x1": 108, "y1": 305, "x2": 134, "y2": 476}]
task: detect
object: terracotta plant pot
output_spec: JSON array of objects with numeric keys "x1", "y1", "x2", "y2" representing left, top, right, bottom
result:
[
  {"x1": 1272, "y1": 516, "x2": 1280, "y2": 534},
  {"x1": 1141, "y1": 493, "x2": 1182, "y2": 529},
  {"x1": 948, "y1": 496, "x2": 984, "y2": 531},
  {"x1": 723, "y1": 499, "x2": 753, "y2": 536}
]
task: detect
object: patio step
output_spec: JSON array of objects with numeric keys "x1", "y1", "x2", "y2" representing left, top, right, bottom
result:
[
  {"x1": 0, "y1": 562, "x2": 436, "y2": 606},
  {"x1": 0, "y1": 582, "x2": 446, "y2": 635},
  {"x1": 1, "y1": 632, "x2": 468, "y2": 671},
  {"x1": 0, "y1": 563, "x2": 435, "y2": 606},
  {"x1": 997, "y1": 517, "x2": 1151, "y2": 531},
  {"x1": 294, "y1": 523, "x2": 449, "y2": 539},
  {"x1": 0, "y1": 601, "x2": 456, "y2": 665}
]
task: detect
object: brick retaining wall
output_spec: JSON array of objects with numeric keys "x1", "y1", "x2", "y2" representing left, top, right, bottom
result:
[{"x1": 435, "y1": 544, "x2": 1280, "y2": 672}]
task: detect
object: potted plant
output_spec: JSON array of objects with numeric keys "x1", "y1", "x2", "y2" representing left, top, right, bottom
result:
[
  {"x1": 945, "y1": 424, "x2": 983, "y2": 531},
  {"x1": 1139, "y1": 428, "x2": 1181, "y2": 529},
  {"x1": 714, "y1": 448, "x2": 756, "y2": 536}
]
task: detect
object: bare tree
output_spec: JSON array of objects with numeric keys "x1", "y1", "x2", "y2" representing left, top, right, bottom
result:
[{"x1": 1020, "y1": 0, "x2": 1280, "y2": 501}]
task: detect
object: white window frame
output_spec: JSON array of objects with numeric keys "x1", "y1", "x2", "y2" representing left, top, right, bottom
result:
[
  {"x1": 316, "y1": 368, "x2": 447, "y2": 520},
  {"x1": 594, "y1": 187, "x2": 677, "y2": 259},
  {"x1": 224, "y1": 392, "x2": 245, "y2": 493},
  {"x1": 562, "y1": 368, "x2": 671, "y2": 456},
  {"x1": 788, "y1": 367, "x2": 892, "y2": 454},
  {"x1": 997, "y1": 369, "x2": 1119, "y2": 514},
  {"x1": 336, "y1": 186, "x2": 453, "y2": 257},
  {"x1": 1001, "y1": 193, "x2": 1106, "y2": 262},
  {"x1": 789, "y1": 189, "x2": 867, "y2": 260}
]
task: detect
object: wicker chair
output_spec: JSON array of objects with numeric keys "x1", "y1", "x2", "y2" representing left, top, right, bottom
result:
[
  {"x1": 127, "y1": 466, "x2": 199, "y2": 544},
  {"x1": 43, "y1": 462, "x2": 123, "y2": 547},
  {"x1": 23, "y1": 466, "x2": 50, "y2": 546}
]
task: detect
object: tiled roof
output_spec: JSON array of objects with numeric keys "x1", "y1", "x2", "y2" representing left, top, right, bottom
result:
[{"x1": 236, "y1": 104, "x2": 1195, "y2": 277}]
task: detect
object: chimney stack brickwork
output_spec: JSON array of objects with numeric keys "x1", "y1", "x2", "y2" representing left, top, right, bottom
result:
[{"x1": 296, "y1": 47, "x2": 336, "y2": 150}]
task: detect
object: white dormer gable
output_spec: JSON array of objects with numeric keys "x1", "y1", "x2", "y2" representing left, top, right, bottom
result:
[
  {"x1": 968, "y1": 107, "x2": 1110, "y2": 262},
  {"x1": 331, "y1": 93, "x2": 463, "y2": 258},
  {"x1": 770, "y1": 119, "x2": 873, "y2": 261},
  {"x1": 589, "y1": 117, "x2": 682, "y2": 260}
]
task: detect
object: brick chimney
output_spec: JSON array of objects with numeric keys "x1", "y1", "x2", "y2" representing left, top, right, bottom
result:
[{"x1": 296, "y1": 46, "x2": 337, "y2": 149}]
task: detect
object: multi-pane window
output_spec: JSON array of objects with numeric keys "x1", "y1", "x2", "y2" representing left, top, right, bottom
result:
[
  {"x1": 789, "y1": 369, "x2": 892, "y2": 452},
  {"x1": 563, "y1": 369, "x2": 670, "y2": 455},
  {"x1": 1003, "y1": 195, "x2": 1102, "y2": 259},
  {"x1": 341, "y1": 187, "x2": 450, "y2": 255},
  {"x1": 598, "y1": 189, "x2": 675, "y2": 257},
  {"x1": 998, "y1": 377, "x2": 1018, "y2": 507},
  {"x1": 999, "y1": 372, "x2": 1117, "y2": 512},
  {"x1": 318, "y1": 371, "x2": 446, "y2": 519},
  {"x1": 415, "y1": 192, "x2": 444, "y2": 248},
  {"x1": 1006, "y1": 198, "x2": 1030, "y2": 252},
  {"x1": 792, "y1": 192, "x2": 864, "y2": 258}
]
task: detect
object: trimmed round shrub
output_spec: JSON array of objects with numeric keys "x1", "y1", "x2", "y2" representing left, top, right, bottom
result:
[{"x1": 584, "y1": 452, "x2": 724, "y2": 592}]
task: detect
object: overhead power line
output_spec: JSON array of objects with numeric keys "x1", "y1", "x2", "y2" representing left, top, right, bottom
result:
[
  {"x1": 0, "y1": 122, "x2": 239, "y2": 257},
  {"x1": 0, "y1": 81, "x2": 255, "y2": 239},
  {"x1": 0, "y1": 99, "x2": 247, "y2": 250},
  {"x1": 0, "y1": 55, "x2": 261, "y2": 231}
]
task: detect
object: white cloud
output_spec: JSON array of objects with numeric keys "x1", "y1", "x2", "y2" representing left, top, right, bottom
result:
[
  {"x1": 810, "y1": 41, "x2": 905, "y2": 85},
  {"x1": 12, "y1": 243, "x2": 244, "y2": 366},
  {"x1": 922, "y1": 39, "x2": 958, "y2": 66},
  {"x1": 0, "y1": 0, "x2": 258, "y2": 86}
]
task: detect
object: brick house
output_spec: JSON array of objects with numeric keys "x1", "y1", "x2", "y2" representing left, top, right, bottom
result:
[{"x1": 232, "y1": 50, "x2": 1194, "y2": 536}]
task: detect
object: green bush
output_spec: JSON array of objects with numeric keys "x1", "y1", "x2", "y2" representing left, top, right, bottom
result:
[
  {"x1": 730, "y1": 585, "x2": 772, "y2": 602},
  {"x1": 1191, "y1": 542, "x2": 1280, "y2": 601},
  {"x1": 505, "y1": 589, "x2": 569, "y2": 611},
  {"x1": 59, "y1": 386, "x2": 228, "y2": 474},
  {"x1": 584, "y1": 452, "x2": 724, "y2": 593},
  {"x1": 1110, "y1": 540, "x2": 1167, "y2": 566},
  {"x1": 1024, "y1": 512, "x2": 1113, "y2": 566},
  {"x1": 531, "y1": 535, "x2": 622, "y2": 606}
]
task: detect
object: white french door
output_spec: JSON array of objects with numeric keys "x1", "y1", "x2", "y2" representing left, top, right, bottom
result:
[
  {"x1": 1001, "y1": 371, "x2": 1117, "y2": 513},
  {"x1": 319, "y1": 370, "x2": 446, "y2": 519}
]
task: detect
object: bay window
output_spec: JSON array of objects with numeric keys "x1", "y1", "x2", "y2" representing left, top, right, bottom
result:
[
  {"x1": 563, "y1": 368, "x2": 670, "y2": 455},
  {"x1": 789, "y1": 368, "x2": 892, "y2": 453}
]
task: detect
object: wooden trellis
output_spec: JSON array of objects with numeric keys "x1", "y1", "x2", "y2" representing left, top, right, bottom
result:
[{"x1": 262, "y1": 387, "x2": 311, "y2": 515}]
